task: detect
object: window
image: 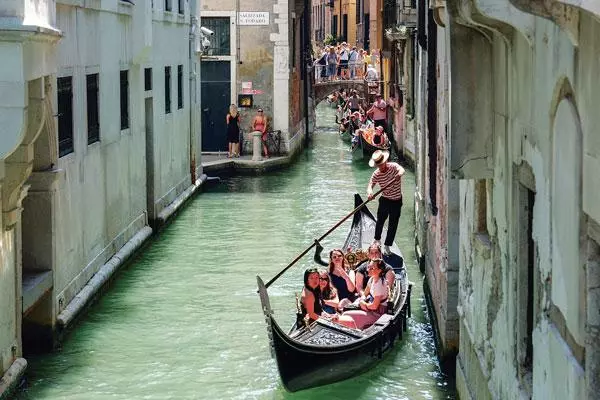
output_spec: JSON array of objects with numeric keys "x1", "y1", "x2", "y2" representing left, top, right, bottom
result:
[
  {"x1": 201, "y1": 17, "x2": 230, "y2": 56},
  {"x1": 86, "y1": 73, "x2": 100, "y2": 144},
  {"x1": 356, "y1": 0, "x2": 361, "y2": 24},
  {"x1": 342, "y1": 14, "x2": 348, "y2": 41},
  {"x1": 177, "y1": 65, "x2": 183, "y2": 109},
  {"x1": 178, "y1": 0, "x2": 183, "y2": 14},
  {"x1": 165, "y1": 66, "x2": 171, "y2": 114},
  {"x1": 120, "y1": 70, "x2": 129, "y2": 130},
  {"x1": 363, "y1": 14, "x2": 369, "y2": 49},
  {"x1": 475, "y1": 180, "x2": 488, "y2": 234},
  {"x1": 57, "y1": 76, "x2": 74, "y2": 157},
  {"x1": 332, "y1": 15, "x2": 338, "y2": 38},
  {"x1": 144, "y1": 68, "x2": 152, "y2": 91},
  {"x1": 165, "y1": 0, "x2": 172, "y2": 12}
]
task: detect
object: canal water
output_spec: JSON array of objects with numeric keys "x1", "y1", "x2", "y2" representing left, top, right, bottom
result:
[{"x1": 18, "y1": 104, "x2": 455, "y2": 400}]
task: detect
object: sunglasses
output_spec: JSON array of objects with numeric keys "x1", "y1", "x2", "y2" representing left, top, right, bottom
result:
[{"x1": 320, "y1": 277, "x2": 329, "y2": 281}]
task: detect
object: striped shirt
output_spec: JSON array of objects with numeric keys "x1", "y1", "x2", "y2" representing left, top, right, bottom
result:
[{"x1": 369, "y1": 162, "x2": 403, "y2": 200}]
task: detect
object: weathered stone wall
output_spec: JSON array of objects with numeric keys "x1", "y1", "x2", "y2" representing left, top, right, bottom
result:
[
  {"x1": 452, "y1": 3, "x2": 600, "y2": 399},
  {"x1": 413, "y1": 2, "x2": 459, "y2": 364}
]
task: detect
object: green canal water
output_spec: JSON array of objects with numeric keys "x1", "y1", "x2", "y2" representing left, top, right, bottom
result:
[{"x1": 17, "y1": 104, "x2": 455, "y2": 400}]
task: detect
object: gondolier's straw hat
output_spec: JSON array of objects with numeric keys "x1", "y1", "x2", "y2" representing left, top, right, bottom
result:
[{"x1": 369, "y1": 150, "x2": 390, "y2": 167}]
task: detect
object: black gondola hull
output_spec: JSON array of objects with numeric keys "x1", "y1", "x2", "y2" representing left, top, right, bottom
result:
[
  {"x1": 257, "y1": 194, "x2": 410, "y2": 392},
  {"x1": 270, "y1": 311, "x2": 406, "y2": 392}
]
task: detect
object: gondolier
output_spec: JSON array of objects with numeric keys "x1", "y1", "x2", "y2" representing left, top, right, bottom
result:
[{"x1": 367, "y1": 150, "x2": 405, "y2": 255}]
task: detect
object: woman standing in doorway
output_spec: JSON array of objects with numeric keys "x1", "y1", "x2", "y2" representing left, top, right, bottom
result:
[
  {"x1": 251, "y1": 108, "x2": 269, "y2": 158},
  {"x1": 226, "y1": 104, "x2": 241, "y2": 158}
]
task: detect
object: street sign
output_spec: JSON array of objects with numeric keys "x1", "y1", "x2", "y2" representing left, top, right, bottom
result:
[{"x1": 238, "y1": 12, "x2": 270, "y2": 26}]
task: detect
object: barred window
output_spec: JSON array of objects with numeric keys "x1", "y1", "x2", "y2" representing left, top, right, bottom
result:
[
  {"x1": 178, "y1": 0, "x2": 183, "y2": 14},
  {"x1": 177, "y1": 65, "x2": 183, "y2": 109},
  {"x1": 165, "y1": 66, "x2": 171, "y2": 114},
  {"x1": 165, "y1": 0, "x2": 172, "y2": 12},
  {"x1": 57, "y1": 76, "x2": 74, "y2": 157},
  {"x1": 201, "y1": 17, "x2": 230, "y2": 56},
  {"x1": 87, "y1": 73, "x2": 100, "y2": 144},
  {"x1": 120, "y1": 70, "x2": 129, "y2": 130}
]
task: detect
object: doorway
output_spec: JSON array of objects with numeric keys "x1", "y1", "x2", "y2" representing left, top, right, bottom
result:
[{"x1": 200, "y1": 61, "x2": 231, "y2": 152}]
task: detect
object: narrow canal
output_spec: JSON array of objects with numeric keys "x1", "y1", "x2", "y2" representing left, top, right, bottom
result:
[{"x1": 18, "y1": 104, "x2": 454, "y2": 399}]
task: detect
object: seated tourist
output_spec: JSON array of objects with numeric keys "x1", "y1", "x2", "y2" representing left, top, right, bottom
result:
[
  {"x1": 338, "y1": 117, "x2": 350, "y2": 133},
  {"x1": 372, "y1": 126, "x2": 387, "y2": 146},
  {"x1": 350, "y1": 113, "x2": 361, "y2": 132},
  {"x1": 319, "y1": 269, "x2": 339, "y2": 314},
  {"x1": 312, "y1": 242, "x2": 356, "y2": 301},
  {"x1": 355, "y1": 243, "x2": 395, "y2": 297},
  {"x1": 301, "y1": 268, "x2": 337, "y2": 323},
  {"x1": 337, "y1": 259, "x2": 389, "y2": 329}
]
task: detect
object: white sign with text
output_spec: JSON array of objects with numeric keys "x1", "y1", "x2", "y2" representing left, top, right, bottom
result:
[{"x1": 238, "y1": 12, "x2": 270, "y2": 26}]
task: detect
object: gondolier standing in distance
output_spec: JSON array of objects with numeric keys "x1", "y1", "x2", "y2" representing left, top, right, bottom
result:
[{"x1": 367, "y1": 150, "x2": 405, "y2": 256}]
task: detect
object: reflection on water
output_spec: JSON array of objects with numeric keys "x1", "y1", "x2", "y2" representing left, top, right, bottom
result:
[{"x1": 17, "y1": 104, "x2": 455, "y2": 400}]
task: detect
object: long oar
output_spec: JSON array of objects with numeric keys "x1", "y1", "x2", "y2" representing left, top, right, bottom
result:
[{"x1": 264, "y1": 182, "x2": 394, "y2": 288}]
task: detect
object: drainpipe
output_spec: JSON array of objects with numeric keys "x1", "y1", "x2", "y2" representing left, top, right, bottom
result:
[
  {"x1": 303, "y1": 0, "x2": 311, "y2": 147},
  {"x1": 189, "y1": 0, "x2": 199, "y2": 183}
]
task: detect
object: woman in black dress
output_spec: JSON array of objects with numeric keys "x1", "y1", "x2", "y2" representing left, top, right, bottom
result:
[{"x1": 226, "y1": 104, "x2": 240, "y2": 158}]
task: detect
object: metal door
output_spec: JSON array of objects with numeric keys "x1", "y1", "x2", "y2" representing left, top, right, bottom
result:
[{"x1": 201, "y1": 61, "x2": 231, "y2": 152}]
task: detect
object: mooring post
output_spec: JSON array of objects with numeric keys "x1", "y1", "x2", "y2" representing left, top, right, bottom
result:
[{"x1": 251, "y1": 131, "x2": 263, "y2": 161}]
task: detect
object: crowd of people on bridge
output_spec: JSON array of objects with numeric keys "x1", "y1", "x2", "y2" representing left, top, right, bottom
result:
[{"x1": 313, "y1": 43, "x2": 380, "y2": 83}]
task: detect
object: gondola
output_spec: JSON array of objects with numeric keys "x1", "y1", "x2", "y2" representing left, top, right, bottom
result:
[
  {"x1": 339, "y1": 128, "x2": 353, "y2": 143},
  {"x1": 350, "y1": 135, "x2": 363, "y2": 161},
  {"x1": 359, "y1": 129, "x2": 390, "y2": 160},
  {"x1": 256, "y1": 194, "x2": 412, "y2": 392}
]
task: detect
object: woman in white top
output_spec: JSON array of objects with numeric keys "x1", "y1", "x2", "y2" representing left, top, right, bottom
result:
[{"x1": 336, "y1": 259, "x2": 389, "y2": 329}]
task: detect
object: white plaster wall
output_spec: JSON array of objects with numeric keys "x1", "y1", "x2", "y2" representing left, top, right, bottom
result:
[
  {"x1": 456, "y1": 7, "x2": 600, "y2": 399},
  {"x1": 53, "y1": 3, "x2": 147, "y2": 309},
  {"x1": 150, "y1": 16, "x2": 192, "y2": 213}
]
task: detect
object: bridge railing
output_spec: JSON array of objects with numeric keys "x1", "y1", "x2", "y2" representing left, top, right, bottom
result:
[{"x1": 311, "y1": 64, "x2": 382, "y2": 83}]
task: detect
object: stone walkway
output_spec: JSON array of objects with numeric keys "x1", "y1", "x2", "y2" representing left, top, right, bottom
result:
[{"x1": 201, "y1": 152, "x2": 290, "y2": 174}]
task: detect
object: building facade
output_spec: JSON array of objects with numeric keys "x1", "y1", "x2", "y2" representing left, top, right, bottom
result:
[
  {"x1": 0, "y1": 1, "x2": 202, "y2": 396},
  {"x1": 408, "y1": 0, "x2": 600, "y2": 398},
  {"x1": 199, "y1": 0, "x2": 308, "y2": 157}
]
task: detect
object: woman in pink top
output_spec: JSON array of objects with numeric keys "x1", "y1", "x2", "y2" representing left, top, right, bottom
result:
[{"x1": 251, "y1": 108, "x2": 269, "y2": 158}]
